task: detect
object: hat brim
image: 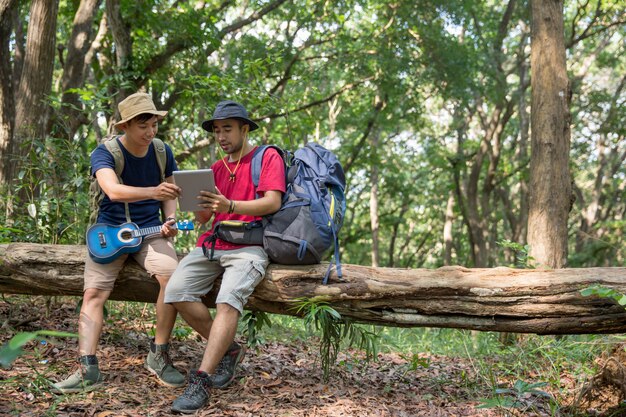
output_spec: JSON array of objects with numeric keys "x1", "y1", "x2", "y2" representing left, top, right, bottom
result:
[
  {"x1": 114, "y1": 110, "x2": 168, "y2": 128},
  {"x1": 201, "y1": 117, "x2": 259, "y2": 133}
]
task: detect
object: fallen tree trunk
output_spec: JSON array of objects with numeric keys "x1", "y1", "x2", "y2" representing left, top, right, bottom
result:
[{"x1": 1, "y1": 243, "x2": 626, "y2": 335}]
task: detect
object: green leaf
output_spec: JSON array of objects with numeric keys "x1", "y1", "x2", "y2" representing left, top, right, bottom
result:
[
  {"x1": 495, "y1": 387, "x2": 513, "y2": 395},
  {"x1": 599, "y1": 288, "x2": 614, "y2": 297},
  {"x1": 8, "y1": 332, "x2": 39, "y2": 349},
  {"x1": 36, "y1": 330, "x2": 77, "y2": 338},
  {"x1": 580, "y1": 287, "x2": 595, "y2": 296},
  {"x1": 0, "y1": 344, "x2": 23, "y2": 369},
  {"x1": 1, "y1": 330, "x2": 76, "y2": 369}
]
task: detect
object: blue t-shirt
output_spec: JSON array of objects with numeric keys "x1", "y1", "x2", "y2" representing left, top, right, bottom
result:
[{"x1": 91, "y1": 138, "x2": 178, "y2": 228}]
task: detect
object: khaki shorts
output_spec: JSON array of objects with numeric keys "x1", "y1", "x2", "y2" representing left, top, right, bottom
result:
[
  {"x1": 84, "y1": 237, "x2": 178, "y2": 291},
  {"x1": 164, "y1": 246, "x2": 268, "y2": 315}
]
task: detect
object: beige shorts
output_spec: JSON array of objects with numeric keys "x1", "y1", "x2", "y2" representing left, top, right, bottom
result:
[
  {"x1": 164, "y1": 246, "x2": 268, "y2": 315},
  {"x1": 84, "y1": 237, "x2": 179, "y2": 291}
]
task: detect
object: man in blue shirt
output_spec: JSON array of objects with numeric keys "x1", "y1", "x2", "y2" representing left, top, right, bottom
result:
[{"x1": 52, "y1": 92, "x2": 185, "y2": 393}]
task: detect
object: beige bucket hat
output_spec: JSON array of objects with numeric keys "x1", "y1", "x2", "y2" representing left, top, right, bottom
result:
[{"x1": 114, "y1": 92, "x2": 167, "y2": 128}]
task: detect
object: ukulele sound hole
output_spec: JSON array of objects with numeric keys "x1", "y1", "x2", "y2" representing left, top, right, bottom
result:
[{"x1": 117, "y1": 228, "x2": 135, "y2": 243}]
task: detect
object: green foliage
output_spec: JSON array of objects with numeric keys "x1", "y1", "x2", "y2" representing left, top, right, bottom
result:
[
  {"x1": 171, "y1": 326, "x2": 193, "y2": 340},
  {"x1": 0, "y1": 330, "x2": 77, "y2": 369},
  {"x1": 399, "y1": 352, "x2": 431, "y2": 376},
  {"x1": 6, "y1": 134, "x2": 90, "y2": 245},
  {"x1": 581, "y1": 285, "x2": 626, "y2": 306},
  {"x1": 497, "y1": 239, "x2": 535, "y2": 268},
  {"x1": 0, "y1": 225, "x2": 25, "y2": 244},
  {"x1": 242, "y1": 310, "x2": 273, "y2": 349},
  {"x1": 291, "y1": 298, "x2": 379, "y2": 381},
  {"x1": 478, "y1": 379, "x2": 555, "y2": 414},
  {"x1": 291, "y1": 298, "x2": 343, "y2": 381},
  {"x1": 2, "y1": 0, "x2": 624, "y2": 269}
]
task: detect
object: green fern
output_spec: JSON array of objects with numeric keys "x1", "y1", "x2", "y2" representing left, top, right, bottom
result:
[
  {"x1": 242, "y1": 310, "x2": 273, "y2": 349},
  {"x1": 291, "y1": 297, "x2": 379, "y2": 381}
]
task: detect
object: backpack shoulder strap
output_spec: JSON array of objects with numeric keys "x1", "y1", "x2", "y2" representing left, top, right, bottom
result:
[
  {"x1": 103, "y1": 135, "x2": 124, "y2": 178},
  {"x1": 101, "y1": 135, "x2": 131, "y2": 223},
  {"x1": 251, "y1": 144, "x2": 285, "y2": 188},
  {"x1": 152, "y1": 138, "x2": 167, "y2": 182}
]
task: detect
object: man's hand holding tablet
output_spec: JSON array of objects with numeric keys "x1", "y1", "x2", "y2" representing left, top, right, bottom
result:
[{"x1": 172, "y1": 169, "x2": 216, "y2": 212}]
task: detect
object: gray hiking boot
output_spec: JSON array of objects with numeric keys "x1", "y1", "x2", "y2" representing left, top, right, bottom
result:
[
  {"x1": 210, "y1": 341, "x2": 246, "y2": 389},
  {"x1": 145, "y1": 339, "x2": 185, "y2": 387},
  {"x1": 51, "y1": 356, "x2": 104, "y2": 394},
  {"x1": 171, "y1": 370, "x2": 212, "y2": 414}
]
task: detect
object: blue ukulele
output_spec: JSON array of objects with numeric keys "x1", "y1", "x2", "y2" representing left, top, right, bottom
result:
[{"x1": 86, "y1": 220, "x2": 194, "y2": 264}]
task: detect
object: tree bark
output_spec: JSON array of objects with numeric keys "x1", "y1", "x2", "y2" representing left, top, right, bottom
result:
[
  {"x1": 13, "y1": 0, "x2": 58, "y2": 141},
  {"x1": 0, "y1": 0, "x2": 17, "y2": 186},
  {"x1": 513, "y1": 26, "x2": 530, "y2": 246},
  {"x1": 105, "y1": 0, "x2": 133, "y2": 117},
  {"x1": 443, "y1": 192, "x2": 455, "y2": 266},
  {"x1": 369, "y1": 129, "x2": 380, "y2": 267},
  {"x1": 2, "y1": 243, "x2": 626, "y2": 335},
  {"x1": 58, "y1": 0, "x2": 102, "y2": 138},
  {"x1": 528, "y1": 0, "x2": 572, "y2": 268},
  {"x1": 4, "y1": 0, "x2": 58, "y2": 219},
  {"x1": 105, "y1": 0, "x2": 131, "y2": 70}
]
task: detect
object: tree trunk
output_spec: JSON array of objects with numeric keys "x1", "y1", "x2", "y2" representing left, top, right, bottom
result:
[
  {"x1": 6, "y1": 0, "x2": 58, "y2": 215},
  {"x1": 105, "y1": 0, "x2": 131, "y2": 70},
  {"x1": 0, "y1": 0, "x2": 17, "y2": 186},
  {"x1": 2, "y1": 243, "x2": 626, "y2": 335},
  {"x1": 58, "y1": 0, "x2": 102, "y2": 138},
  {"x1": 528, "y1": 0, "x2": 572, "y2": 268},
  {"x1": 13, "y1": 0, "x2": 58, "y2": 141},
  {"x1": 514, "y1": 28, "x2": 530, "y2": 247},
  {"x1": 105, "y1": 0, "x2": 133, "y2": 120},
  {"x1": 370, "y1": 129, "x2": 380, "y2": 267},
  {"x1": 387, "y1": 200, "x2": 409, "y2": 268},
  {"x1": 443, "y1": 192, "x2": 455, "y2": 265}
]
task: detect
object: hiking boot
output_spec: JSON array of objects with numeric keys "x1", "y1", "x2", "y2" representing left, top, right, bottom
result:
[
  {"x1": 171, "y1": 370, "x2": 212, "y2": 414},
  {"x1": 144, "y1": 339, "x2": 185, "y2": 387},
  {"x1": 51, "y1": 357, "x2": 104, "y2": 394},
  {"x1": 210, "y1": 341, "x2": 246, "y2": 389}
]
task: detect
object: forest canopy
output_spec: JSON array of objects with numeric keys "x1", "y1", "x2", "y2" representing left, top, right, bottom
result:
[{"x1": 0, "y1": 0, "x2": 624, "y2": 269}]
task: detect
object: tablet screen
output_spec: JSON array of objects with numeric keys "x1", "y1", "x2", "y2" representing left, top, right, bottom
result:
[{"x1": 172, "y1": 169, "x2": 216, "y2": 212}]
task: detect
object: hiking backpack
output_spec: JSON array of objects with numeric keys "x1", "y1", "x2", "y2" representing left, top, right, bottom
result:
[
  {"x1": 88, "y1": 136, "x2": 167, "y2": 225},
  {"x1": 251, "y1": 142, "x2": 347, "y2": 284}
]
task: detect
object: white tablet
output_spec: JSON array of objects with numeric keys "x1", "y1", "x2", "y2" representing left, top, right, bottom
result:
[{"x1": 173, "y1": 169, "x2": 216, "y2": 212}]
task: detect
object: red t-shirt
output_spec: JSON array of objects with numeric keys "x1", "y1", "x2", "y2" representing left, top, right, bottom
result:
[{"x1": 196, "y1": 146, "x2": 286, "y2": 250}]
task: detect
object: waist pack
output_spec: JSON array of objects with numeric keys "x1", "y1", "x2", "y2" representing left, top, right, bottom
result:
[
  {"x1": 202, "y1": 220, "x2": 264, "y2": 260},
  {"x1": 202, "y1": 142, "x2": 346, "y2": 284}
]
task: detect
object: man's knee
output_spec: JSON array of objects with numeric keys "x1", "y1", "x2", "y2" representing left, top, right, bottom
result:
[
  {"x1": 171, "y1": 300, "x2": 200, "y2": 314},
  {"x1": 215, "y1": 302, "x2": 240, "y2": 317},
  {"x1": 83, "y1": 288, "x2": 109, "y2": 307},
  {"x1": 170, "y1": 301, "x2": 185, "y2": 311}
]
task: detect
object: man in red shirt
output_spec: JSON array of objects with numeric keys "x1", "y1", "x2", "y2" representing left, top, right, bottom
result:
[{"x1": 165, "y1": 100, "x2": 285, "y2": 414}]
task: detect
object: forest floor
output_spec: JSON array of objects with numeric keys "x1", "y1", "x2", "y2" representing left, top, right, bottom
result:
[{"x1": 0, "y1": 296, "x2": 623, "y2": 417}]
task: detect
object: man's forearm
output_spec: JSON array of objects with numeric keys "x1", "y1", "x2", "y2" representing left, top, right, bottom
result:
[{"x1": 162, "y1": 199, "x2": 177, "y2": 220}]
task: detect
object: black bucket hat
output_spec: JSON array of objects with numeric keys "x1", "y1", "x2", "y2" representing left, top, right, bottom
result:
[{"x1": 201, "y1": 100, "x2": 259, "y2": 132}]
